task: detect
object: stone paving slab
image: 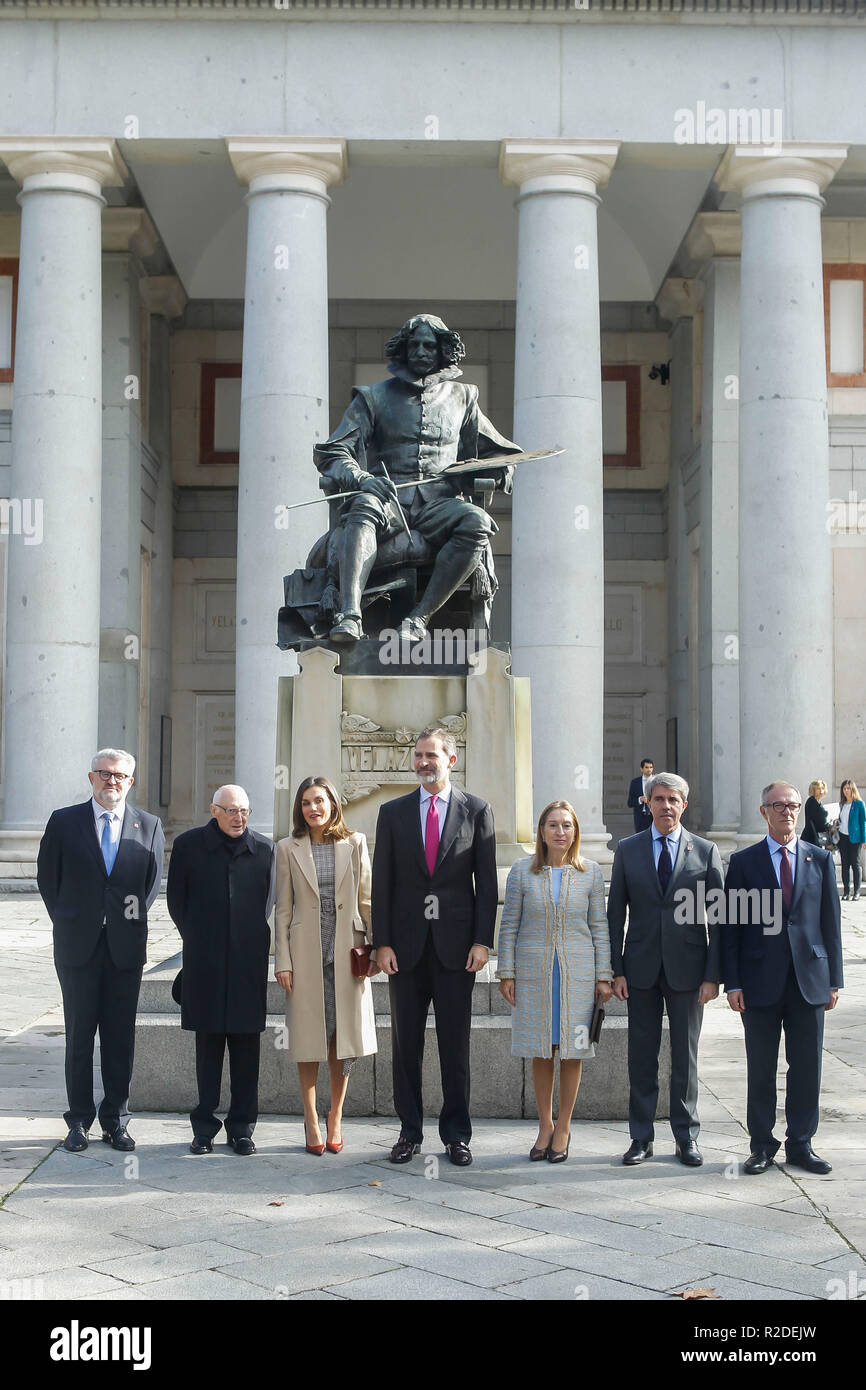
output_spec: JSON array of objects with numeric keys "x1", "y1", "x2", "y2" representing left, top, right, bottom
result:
[
  {"x1": 341, "y1": 1227, "x2": 563, "y2": 1287},
  {"x1": 497, "y1": 1233, "x2": 716, "y2": 1291},
  {"x1": 655, "y1": 1243, "x2": 862, "y2": 1298},
  {"x1": 212, "y1": 1245, "x2": 403, "y2": 1296},
  {"x1": 496, "y1": 1268, "x2": 671, "y2": 1300},
  {"x1": 322, "y1": 1268, "x2": 519, "y2": 1299}
]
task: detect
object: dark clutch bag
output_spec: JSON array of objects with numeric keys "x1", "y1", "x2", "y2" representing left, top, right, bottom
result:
[
  {"x1": 588, "y1": 1001, "x2": 605, "y2": 1045},
  {"x1": 350, "y1": 945, "x2": 372, "y2": 979}
]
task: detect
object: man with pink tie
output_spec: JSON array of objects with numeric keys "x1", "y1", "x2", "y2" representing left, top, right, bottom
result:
[{"x1": 372, "y1": 727, "x2": 498, "y2": 1166}]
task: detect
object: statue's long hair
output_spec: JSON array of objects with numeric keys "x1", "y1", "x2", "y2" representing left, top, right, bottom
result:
[{"x1": 384, "y1": 314, "x2": 466, "y2": 368}]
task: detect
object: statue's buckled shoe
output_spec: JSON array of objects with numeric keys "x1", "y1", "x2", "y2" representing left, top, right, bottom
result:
[
  {"x1": 329, "y1": 614, "x2": 363, "y2": 645},
  {"x1": 398, "y1": 616, "x2": 428, "y2": 642}
]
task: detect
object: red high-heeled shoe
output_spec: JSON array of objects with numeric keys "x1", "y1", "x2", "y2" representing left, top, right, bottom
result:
[
  {"x1": 325, "y1": 1111, "x2": 344, "y2": 1154},
  {"x1": 304, "y1": 1120, "x2": 325, "y2": 1156}
]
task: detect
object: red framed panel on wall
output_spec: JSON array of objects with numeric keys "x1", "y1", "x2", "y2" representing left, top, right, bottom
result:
[
  {"x1": 0, "y1": 258, "x2": 19, "y2": 384},
  {"x1": 823, "y1": 264, "x2": 866, "y2": 388},
  {"x1": 199, "y1": 362, "x2": 242, "y2": 465},
  {"x1": 601, "y1": 364, "x2": 641, "y2": 468}
]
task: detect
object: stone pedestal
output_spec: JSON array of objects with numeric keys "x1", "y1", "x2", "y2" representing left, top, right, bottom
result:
[
  {"x1": 273, "y1": 644, "x2": 534, "y2": 878},
  {"x1": 132, "y1": 951, "x2": 669, "y2": 1121}
]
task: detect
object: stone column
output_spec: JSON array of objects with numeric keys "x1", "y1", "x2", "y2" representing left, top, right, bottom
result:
[
  {"x1": 0, "y1": 139, "x2": 126, "y2": 852},
  {"x1": 717, "y1": 145, "x2": 847, "y2": 839},
  {"x1": 656, "y1": 277, "x2": 702, "y2": 799},
  {"x1": 227, "y1": 139, "x2": 346, "y2": 834},
  {"x1": 500, "y1": 139, "x2": 619, "y2": 859},
  {"x1": 681, "y1": 215, "x2": 743, "y2": 852},
  {"x1": 99, "y1": 209, "x2": 159, "y2": 759}
]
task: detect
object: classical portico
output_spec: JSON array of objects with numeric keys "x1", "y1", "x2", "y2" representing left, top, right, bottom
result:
[{"x1": 0, "y1": 6, "x2": 865, "y2": 870}]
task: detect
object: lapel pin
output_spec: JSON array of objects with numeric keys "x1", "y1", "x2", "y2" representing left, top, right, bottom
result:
[{"x1": 134, "y1": 822, "x2": 140, "y2": 829}]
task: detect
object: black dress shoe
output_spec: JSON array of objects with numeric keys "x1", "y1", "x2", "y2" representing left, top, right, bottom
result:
[
  {"x1": 675, "y1": 1140, "x2": 703, "y2": 1167},
  {"x1": 228, "y1": 1136, "x2": 256, "y2": 1156},
  {"x1": 189, "y1": 1137, "x2": 214, "y2": 1155},
  {"x1": 622, "y1": 1140, "x2": 653, "y2": 1165},
  {"x1": 102, "y1": 1127, "x2": 135, "y2": 1152},
  {"x1": 744, "y1": 1148, "x2": 774, "y2": 1175},
  {"x1": 444, "y1": 1142, "x2": 473, "y2": 1167},
  {"x1": 63, "y1": 1124, "x2": 88, "y2": 1153},
  {"x1": 389, "y1": 1137, "x2": 421, "y2": 1164},
  {"x1": 785, "y1": 1144, "x2": 832, "y2": 1175}
]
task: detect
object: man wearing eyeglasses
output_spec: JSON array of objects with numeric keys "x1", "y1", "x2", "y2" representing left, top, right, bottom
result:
[
  {"x1": 721, "y1": 781, "x2": 843, "y2": 1176},
  {"x1": 166, "y1": 786, "x2": 275, "y2": 1155},
  {"x1": 37, "y1": 749, "x2": 165, "y2": 1153}
]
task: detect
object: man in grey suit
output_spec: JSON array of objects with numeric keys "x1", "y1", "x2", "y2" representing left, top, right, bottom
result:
[{"x1": 607, "y1": 772, "x2": 724, "y2": 1166}]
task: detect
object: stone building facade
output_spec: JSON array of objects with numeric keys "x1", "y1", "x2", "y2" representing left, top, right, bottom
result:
[{"x1": 0, "y1": 1, "x2": 864, "y2": 868}]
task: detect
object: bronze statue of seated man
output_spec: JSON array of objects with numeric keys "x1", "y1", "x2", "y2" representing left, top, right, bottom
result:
[{"x1": 312, "y1": 313, "x2": 521, "y2": 644}]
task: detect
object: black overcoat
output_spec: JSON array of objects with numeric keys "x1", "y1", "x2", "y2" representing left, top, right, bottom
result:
[{"x1": 167, "y1": 819, "x2": 274, "y2": 1033}]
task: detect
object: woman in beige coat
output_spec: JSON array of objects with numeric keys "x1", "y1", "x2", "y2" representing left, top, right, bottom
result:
[{"x1": 275, "y1": 777, "x2": 377, "y2": 1154}]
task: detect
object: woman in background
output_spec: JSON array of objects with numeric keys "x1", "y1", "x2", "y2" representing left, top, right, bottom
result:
[
  {"x1": 802, "y1": 781, "x2": 830, "y2": 846},
  {"x1": 838, "y1": 779, "x2": 865, "y2": 902}
]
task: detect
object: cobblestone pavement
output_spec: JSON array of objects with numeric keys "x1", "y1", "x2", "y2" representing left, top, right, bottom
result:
[{"x1": 0, "y1": 894, "x2": 864, "y2": 1301}]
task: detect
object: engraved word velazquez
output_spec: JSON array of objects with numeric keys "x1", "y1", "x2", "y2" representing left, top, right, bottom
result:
[{"x1": 340, "y1": 712, "x2": 466, "y2": 803}]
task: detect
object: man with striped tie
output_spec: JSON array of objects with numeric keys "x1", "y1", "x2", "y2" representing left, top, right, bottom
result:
[
  {"x1": 37, "y1": 749, "x2": 165, "y2": 1154},
  {"x1": 607, "y1": 772, "x2": 724, "y2": 1168},
  {"x1": 372, "y1": 726, "x2": 497, "y2": 1166}
]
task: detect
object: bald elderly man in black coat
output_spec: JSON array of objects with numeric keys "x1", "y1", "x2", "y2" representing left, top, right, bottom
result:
[{"x1": 167, "y1": 785, "x2": 274, "y2": 1156}]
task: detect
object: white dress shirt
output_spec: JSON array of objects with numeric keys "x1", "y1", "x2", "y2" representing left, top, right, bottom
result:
[
  {"x1": 839, "y1": 804, "x2": 851, "y2": 835},
  {"x1": 419, "y1": 783, "x2": 452, "y2": 842},
  {"x1": 766, "y1": 833, "x2": 798, "y2": 886},
  {"x1": 651, "y1": 823, "x2": 682, "y2": 871}
]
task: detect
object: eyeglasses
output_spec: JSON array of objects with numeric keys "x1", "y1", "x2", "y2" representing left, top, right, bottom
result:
[
  {"x1": 94, "y1": 770, "x2": 132, "y2": 783},
  {"x1": 764, "y1": 802, "x2": 801, "y2": 813},
  {"x1": 214, "y1": 805, "x2": 250, "y2": 818}
]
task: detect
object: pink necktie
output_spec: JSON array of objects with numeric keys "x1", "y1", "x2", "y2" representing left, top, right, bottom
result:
[{"x1": 425, "y1": 795, "x2": 440, "y2": 876}]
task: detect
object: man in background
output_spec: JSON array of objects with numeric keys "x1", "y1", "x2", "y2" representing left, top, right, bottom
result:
[{"x1": 627, "y1": 758, "x2": 654, "y2": 834}]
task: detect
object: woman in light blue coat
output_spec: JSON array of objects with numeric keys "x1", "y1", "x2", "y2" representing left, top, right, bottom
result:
[{"x1": 497, "y1": 800, "x2": 613, "y2": 1163}]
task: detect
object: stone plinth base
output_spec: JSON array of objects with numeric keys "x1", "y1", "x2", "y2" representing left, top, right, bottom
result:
[{"x1": 131, "y1": 955, "x2": 671, "y2": 1121}]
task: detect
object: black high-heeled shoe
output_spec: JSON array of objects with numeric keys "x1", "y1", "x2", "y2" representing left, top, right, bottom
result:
[
  {"x1": 548, "y1": 1133, "x2": 571, "y2": 1164},
  {"x1": 529, "y1": 1128, "x2": 554, "y2": 1161}
]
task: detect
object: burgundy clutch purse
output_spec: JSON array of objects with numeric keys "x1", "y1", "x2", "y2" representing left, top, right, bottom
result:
[{"x1": 351, "y1": 945, "x2": 372, "y2": 978}]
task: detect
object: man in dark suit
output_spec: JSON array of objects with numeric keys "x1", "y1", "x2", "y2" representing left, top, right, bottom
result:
[
  {"x1": 372, "y1": 725, "x2": 497, "y2": 1166},
  {"x1": 722, "y1": 781, "x2": 843, "y2": 1176},
  {"x1": 627, "y1": 758, "x2": 654, "y2": 834},
  {"x1": 37, "y1": 749, "x2": 165, "y2": 1153},
  {"x1": 608, "y1": 772, "x2": 724, "y2": 1166},
  {"x1": 167, "y1": 784, "x2": 275, "y2": 1156}
]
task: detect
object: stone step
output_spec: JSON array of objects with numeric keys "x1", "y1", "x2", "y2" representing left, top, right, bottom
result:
[
  {"x1": 130, "y1": 1009, "x2": 670, "y2": 1122},
  {"x1": 138, "y1": 951, "x2": 631, "y2": 1021}
]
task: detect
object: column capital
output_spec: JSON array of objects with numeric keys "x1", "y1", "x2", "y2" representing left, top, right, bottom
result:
[
  {"x1": 499, "y1": 139, "x2": 620, "y2": 197},
  {"x1": 717, "y1": 143, "x2": 848, "y2": 201},
  {"x1": 0, "y1": 137, "x2": 128, "y2": 189},
  {"x1": 139, "y1": 275, "x2": 187, "y2": 320},
  {"x1": 102, "y1": 207, "x2": 159, "y2": 258},
  {"x1": 685, "y1": 211, "x2": 741, "y2": 263},
  {"x1": 656, "y1": 276, "x2": 704, "y2": 323},
  {"x1": 226, "y1": 138, "x2": 347, "y2": 196}
]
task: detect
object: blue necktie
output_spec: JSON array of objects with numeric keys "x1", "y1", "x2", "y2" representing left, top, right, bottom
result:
[
  {"x1": 101, "y1": 813, "x2": 118, "y2": 875},
  {"x1": 657, "y1": 836, "x2": 672, "y2": 892}
]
